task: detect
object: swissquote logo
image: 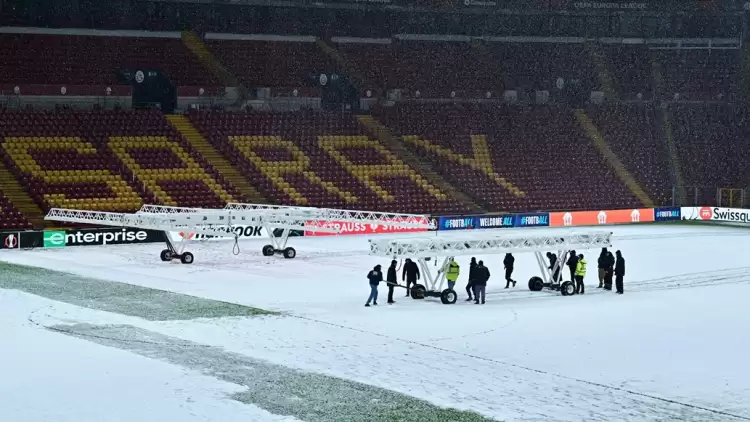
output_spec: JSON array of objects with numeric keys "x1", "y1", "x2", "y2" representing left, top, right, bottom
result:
[
  {"x1": 700, "y1": 207, "x2": 712, "y2": 220},
  {"x1": 3, "y1": 233, "x2": 19, "y2": 249}
]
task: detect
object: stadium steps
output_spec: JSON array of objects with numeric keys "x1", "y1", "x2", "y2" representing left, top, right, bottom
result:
[
  {"x1": 181, "y1": 31, "x2": 247, "y2": 101},
  {"x1": 740, "y1": 42, "x2": 750, "y2": 98},
  {"x1": 315, "y1": 39, "x2": 364, "y2": 91},
  {"x1": 657, "y1": 107, "x2": 686, "y2": 204},
  {"x1": 0, "y1": 160, "x2": 44, "y2": 228},
  {"x1": 357, "y1": 115, "x2": 485, "y2": 214},
  {"x1": 650, "y1": 55, "x2": 686, "y2": 204},
  {"x1": 165, "y1": 115, "x2": 267, "y2": 204},
  {"x1": 585, "y1": 41, "x2": 616, "y2": 98},
  {"x1": 574, "y1": 110, "x2": 655, "y2": 208}
]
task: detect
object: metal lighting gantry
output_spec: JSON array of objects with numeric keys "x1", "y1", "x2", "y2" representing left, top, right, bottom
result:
[
  {"x1": 45, "y1": 207, "x2": 340, "y2": 263},
  {"x1": 46, "y1": 203, "x2": 434, "y2": 264},
  {"x1": 224, "y1": 202, "x2": 433, "y2": 258},
  {"x1": 368, "y1": 230, "x2": 613, "y2": 303}
]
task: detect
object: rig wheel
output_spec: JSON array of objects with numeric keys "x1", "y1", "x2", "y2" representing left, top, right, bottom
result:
[
  {"x1": 560, "y1": 281, "x2": 575, "y2": 296},
  {"x1": 180, "y1": 252, "x2": 194, "y2": 265},
  {"x1": 411, "y1": 284, "x2": 426, "y2": 300},
  {"x1": 160, "y1": 249, "x2": 172, "y2": 262},
  {"x1": 528, "y1": 276, "x2": 544, "y2": 292},
  {"x1": 262, "y1": 245, "x2": 275, "y2": 256},
  {"x1": 440, "y1": 288, "x2": 458, "y2": 305},
  {"x1": 282, "y1": 247, "x2": 296, "y2": 259}
]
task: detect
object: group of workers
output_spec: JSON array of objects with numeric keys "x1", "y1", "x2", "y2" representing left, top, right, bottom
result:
[
  {"x1": 546, "y1": 248, "x2": 625, "y2": 294},
  {"x1": 365, "y1": 248, "x2": 626, "y2": 306}
]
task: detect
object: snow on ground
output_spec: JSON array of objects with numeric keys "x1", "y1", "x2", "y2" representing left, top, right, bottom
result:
[
  {"x1": 0, "y1": 289, "x2": 297, "y2": 422},
  {"x1": 1, "y1": 223, "x2": 750, "y2": 421}
]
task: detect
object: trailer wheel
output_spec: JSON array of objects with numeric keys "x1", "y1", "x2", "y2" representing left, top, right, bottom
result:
[
  {"x1": 528, "y1": 276, "x2": 544, "y2": 292},
  {"x1": 560, "y1": 281, "x2": 575, "y2": 296},
  {"x1": 282, "y1": 247, "x2": 296, "y2": 259},
  {"x1": 160, "y1": 249, "x2": 172, "y2": 262},
  {"x1": 180, "y1": 252, "x2": 194, "y2": 264},
  {"x1": 261, "y1": 245, "x2": 274, "y2": 256},
  {"x1": 411, "y1": 284, "x2": 426, "y2": 300},
  {"x1": 440, "y1": 288, "x2": 458, "y2": 304}
]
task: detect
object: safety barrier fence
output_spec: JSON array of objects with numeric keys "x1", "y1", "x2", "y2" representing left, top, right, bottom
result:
[{"x1": 0, "y1": 206, "x2": 747, "y2": 250}]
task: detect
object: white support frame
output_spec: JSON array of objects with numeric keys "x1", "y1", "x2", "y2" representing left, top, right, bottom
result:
[
  {"x1": 46, "y1": 202, "x2": 434, "y2": 261},
  {"x1": 369, "y1": 231, "x2": 612, "y2": 292},
  {"x1": 44, "y1": 207, "x2": 342, "y2": 257},
  {"x1": 227, "y1": 202, "x2": 435, "y2": 229}
]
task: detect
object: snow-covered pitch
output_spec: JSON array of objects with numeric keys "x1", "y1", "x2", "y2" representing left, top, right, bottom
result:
[{"x1": 1, "y1": 224, "x2": 750, "y2": 422}]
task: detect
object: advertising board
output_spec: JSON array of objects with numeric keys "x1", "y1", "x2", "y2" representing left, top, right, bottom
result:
[
  {"x1": 653, "y1": 207, "x2": 681, "y2": 222},
  {"x1": 304, "y1": 218, "x2": 430, "y2": 236},
  {"x1": 169, "y1": 225, "x2": 268, "y2": 242},
  {"x1": 47, "y1": 228, "x2": 166, "y2": 247},
  {"x1": 681, "y1": 206, "x2": 750, "y2": 223},
  {"x1": 1, "y1": 232, "x2": 20, "y2": 249},
  {"x1": 680, "y1": 207, "x2": 715, "y2": 221},
  {"x1": 438, "y1": 212, "x2": 549, "y2": 231},
  {"x1": 169, "y1": 226, "x2": 303, "y2": 241},
  {"x1": 550, "y1": 208, "x2": 655, "y2": 227}
]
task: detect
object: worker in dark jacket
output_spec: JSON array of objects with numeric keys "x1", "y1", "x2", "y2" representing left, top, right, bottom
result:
[
  {"x1": 365, "y1": 264, "x2": 383, "y2": 307},
  {"x1": 386, "y1": 260, "x2": 398, "y2": 304},
  {"x1": 472, "y1": 260, "x2": 490, "y2": 304},
  {"x1": 604, "y1": 250, "x2": 615, "y2": 290},
  {"x1": 615, "y1": 250, "x2": 625, "y2": 294},
  {"x1": 547, "y1": 252, "x2": 560, "y2": 283},
  {"x1": 597, "y1": 248, "x2": 608, "y2": 288},
  {"x1": 566, "y1": 250, "x2": 579, "y2": 283},
  {"x1": 402, "y1": 258, "x2": 420, "y2": 297},
  {"x1": 503, "y1": 253, "x2": 516, "y2": 288},
  {"x1": 466, "y1": 257, "x2": 478, "y2": 301}
]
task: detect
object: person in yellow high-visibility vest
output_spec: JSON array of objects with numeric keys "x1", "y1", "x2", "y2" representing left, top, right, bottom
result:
[
  {"x1": 575, "y1": 254, "x2": 587, "y2": 294},
  {"x1": 444, "y1": 259, "x2": 460, "y2": 291}
]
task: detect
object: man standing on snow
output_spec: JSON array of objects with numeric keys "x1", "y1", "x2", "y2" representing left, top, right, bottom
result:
[
  {"x1": 442, "y1": 258, "x2": 460, "y2": 291},
  {"x1": 547, "y1": 252, "x2": 561, "y2": 283},
  {"x1": 615, "y1": 250, "x2": 625, "y2": 295},
  {"x1": 503, "y1": 253, "x2": 516, "y2": 288},
  {"x1": 575, "y1": 254, "x2": 587, "y2": 294},
  {"x1": 386, "y1": 260, "x2": 398, "y2": 304},
  {"x1": 598, "y1": 248, "x2": 608, "y2": 288},
  {"x1": 473, "y1": 260, "x2": 490, "y2": 304},
  {"x1": 402, "y1": 258, "x2": 420, "y2": 297},
  {"x1": 365, "y1": 264, "x2": 383, "y2": 307},
  {"x1": 466, "y1": 257, "x2": 478, "y2": 301},
  {"x1": 566, "y1": 250, "x2": 579, "y2": 283},
  {"x1": 604, "y1": 250, "x2": 615, "y2": 290}
]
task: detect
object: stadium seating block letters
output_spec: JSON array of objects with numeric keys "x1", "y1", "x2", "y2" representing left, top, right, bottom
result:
[
  {"x1": 230, "y1": 135, "x2": 356, "y2": 205},
  {"x1": 404, "y1": 134, "x2": 525, "y2": 198},
  {"x1": 2, "y1": 136, "x2": 143, "y2": 211},
  {"x1": 318, "y1": 136, "x2": 447, "y2": 202},
  {"x1": 109, "y1": 136, "x2": 234, "y2": 206}
]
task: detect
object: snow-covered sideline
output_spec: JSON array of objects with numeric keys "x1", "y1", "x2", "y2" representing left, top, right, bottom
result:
[{"x1": 1, "y1": 224, "x2": 750, "y2": 421}]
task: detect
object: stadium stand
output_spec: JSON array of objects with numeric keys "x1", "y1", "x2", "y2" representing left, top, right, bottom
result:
[
  {"x1": 0, "y1": 110, "x2": 238, "y2": 216},
  {"x1": 205, "y1": 39, "x2": 338, "y2": 94},
  {"x1": 652, "y1": 50, "x2": 741, "y2": 100},
  {"x1": 587, "y1": 105, "x2": 673, "y2": 206},
  {"x1": 0, "y1": 193, "x2": 32, "y2": 230},
  {"x1": 0, "y1": 33, "x2": 218, "y2": 89},
  {"x1": 372, "y1": 103, "x2": 639, "y2": 212},
  {"x1": 669, "y1": 104, "x2": 750, "y2": 191},
  {"x1": 188, "y1": 109, "x2": 471, "y2": 214}
]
